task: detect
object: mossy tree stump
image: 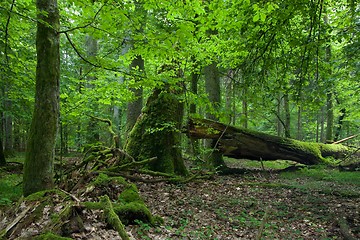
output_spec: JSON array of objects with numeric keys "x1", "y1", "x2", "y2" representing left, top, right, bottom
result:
[{"x1": 125, "y1": 87, "x2": 187, "y2": 175}]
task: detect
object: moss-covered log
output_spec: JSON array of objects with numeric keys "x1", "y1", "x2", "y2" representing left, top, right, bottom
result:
[
  {"x1": 186, "y1": 118, "x2": 351, "y2": 165},
  {"x1": 100, "y1": 195, "x2": 129, "y2": 240}
]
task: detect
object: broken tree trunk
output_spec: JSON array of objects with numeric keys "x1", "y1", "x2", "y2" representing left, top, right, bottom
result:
[{"x1": 186, "y1": 118, "x2": 351, "y2": 165}]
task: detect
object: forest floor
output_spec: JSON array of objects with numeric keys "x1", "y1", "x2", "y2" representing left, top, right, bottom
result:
[
  {"x1": 1, "y1": 157, "x2": 360, "y2": 239},
  {"x1": 133, "y1": 160, "x2": 360, "y2": 240}
]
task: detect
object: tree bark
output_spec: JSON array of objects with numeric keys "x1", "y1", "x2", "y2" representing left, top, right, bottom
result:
[
  {"x1": 186, "y1": 118, "x2": 351, "y2": 165},
  {"x1": 23, "y1": 0, "x2": 60, "y2": 196}
]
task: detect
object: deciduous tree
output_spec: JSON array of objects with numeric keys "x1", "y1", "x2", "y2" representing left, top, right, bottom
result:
[{"x1": 23, "y1": 0, "x2": 60, "y2": 196}]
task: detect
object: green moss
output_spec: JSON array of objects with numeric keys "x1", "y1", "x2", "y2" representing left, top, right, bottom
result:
[
  {"x1": 92, "y1": 173, "x2": 127, "y2": 187},
  {"x1": 25, "y1": 189, "x2": 67, "y2": 201},
  {"x1": 100, "y1": 195, "x2": 130, "y2": 240},
  {"x1": 118, "y1": 184, "x2": 143, "y2": 204},
  {"x1": 281, "y1": 138, "x2": 325, "y2": 164},
  {"x1": 82, "y1": 201, "x2": 103, "y2": 210},
  {"x1": 33, "y1": 232, "x2": 72, "y2": 240},
  {"x1": 114, "y1": 202, "x2": 154, "y2": 225}
]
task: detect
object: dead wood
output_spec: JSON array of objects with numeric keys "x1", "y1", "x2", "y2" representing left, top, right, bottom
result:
[
  {"x1": 332, "y1": 134, "x2": 358, "y2": 145},
  {"x1": 186, "y1": 118, "x2": 353, "y2": 165}
]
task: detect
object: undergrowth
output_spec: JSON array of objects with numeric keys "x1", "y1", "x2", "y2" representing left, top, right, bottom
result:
[{"x1": 0, "y1": 172, "x2": 22, "y2": 206}]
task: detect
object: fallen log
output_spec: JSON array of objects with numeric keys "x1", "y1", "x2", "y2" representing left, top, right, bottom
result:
[{"x1": 186, "y1": 118, "x2": 352, "y2": 165}]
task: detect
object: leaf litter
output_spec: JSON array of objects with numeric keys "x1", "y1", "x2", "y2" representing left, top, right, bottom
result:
[{"x1": 0, "y1": 170, "x2": 359, "y2": 239}]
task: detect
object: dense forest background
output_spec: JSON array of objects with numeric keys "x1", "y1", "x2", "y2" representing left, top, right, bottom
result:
[
  {"x1": 1, "y1": 1, "x2": 360, "y2": 239},
  {"x1": 1, "y1": 0, "x2": 359, "y2": 156}
]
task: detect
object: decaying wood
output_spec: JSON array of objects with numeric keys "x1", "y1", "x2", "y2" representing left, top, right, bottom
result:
[
  {"x1": 0, "y1": 204, "x2": 33, "y2": 238},
  {"x1": 186, "y1": 118, "x2": 353, "y2": 165}
]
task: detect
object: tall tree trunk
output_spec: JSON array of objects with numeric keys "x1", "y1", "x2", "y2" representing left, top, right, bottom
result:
[
  {"x1": 297, "y1": 105, "x2": 302, "y2": 140},
  {"x1": 324, "y1": 14, "x2": 334, "y2": 143},
  {"x1": 334, "y1": 108, "x2": 346, "y2": 142},
  {"x1": 188, "y1": 65, "x2": 200, "y2": 156},
  {"x1": 242, "y1": 87, "x2": 248, "y2": 128},
  {"x1": 190, "y1": 70, "x2": 199, "y2": 115},
  {"x1": 320, "y1": 106, "x2": 325, "y2": 142},
  {"x1": 284, "y1": 93, "x2": 291, "y2": 138},
  {"x1": 113, "y1": 106, "x2": 122, "y2": 148},
  {"x1": 0, "y1": 137, "x2": 5, "y2": 166},
  {"x1": 23, "y1": 0, "x2": 60, "y2": 196},
  {"x1": 4, "y1": 98, "x2": 13, "y2": 155},
  {"x1": 126, "y1": 55, "x2": 144, "y2": 135},
  {"x1": 204, "y1": 62, "x2": 226, "y2": 169},
  {"x1": 85, "y1": 35, "x2": 100, "y2": 144},
  {"x1": 0, "y1": 112, "x2": 6, "y2": 166},
  {"x1": 276, "y1": 95, "x2": 283, "y2": 137},
  {"x1": 326, "y1": 92, "x2": 334, "y2": 142},
  {"x1": 225, "y1": 73, "x2": 233, "y2": 124}
]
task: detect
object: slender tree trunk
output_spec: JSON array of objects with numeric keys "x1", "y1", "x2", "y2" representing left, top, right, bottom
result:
[
  {"x1": 188, "y1": 66, "x2": 200, "y2": 155},
  {"x1": 284, "y1": 93, "x2": 291, "y2": 138},
  {"x1": 276, "y1": 95, "x2": 282, "y2": 137},
  {"x1": 204, "y1": 62, "x2": 226, "y2": 169},
  {"x1": 242, "y1": 88, "x2": 248, "y2": 128},
  {"x1": 326, "y1": 92, "x2": 334, "y2": 142},
  {"x1": 113, "y1": 106, "x2": 122, "y2": 148},
  {"x1": 126, "y1": 55, "x2": 144, "y2": 135},
  {"x1": 320, "y1": 106, "x2": 325, "y2": 142},
  {"x1": 0, "y1": 112, "x2": 6, "y2": 166},
  {"x1": 297, "y1": 105, "x2": 302, "y2": 140},
  {"x1": 23, "y1": 0, "x2": 60, "y2": 196},
  {"x1": 334, "y1": 108, "x2": 346, "y2": 142},
  {"x1": 4, "y1": 98, "x2": 13, "y2": 155},
  {"x1": 0, "y1": 137, "x2": 5, "y2": 166},
  {"x1": 85, "y1": 36, "x2": 100, "y2": 144},
  {"x1": 190, "y1": 70, "x2": 199, "y2": 115},
  {"x1": 324, "y1": 14, "x2": 333, "y2": 143},
  {"x1": 225, "y1": 74, "x2": 233, "y2": 124}
]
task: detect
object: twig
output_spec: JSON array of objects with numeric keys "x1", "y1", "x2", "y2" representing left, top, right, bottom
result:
[
  {"x1": 332, "y1": 134, "x2": 358, "y2": 145},
  {"x1": 107, "y1": 157, "x2": 157, "y2": 172},
  {"x1": 58, "y1": 188, "x2": 81, "y2": 202}
]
